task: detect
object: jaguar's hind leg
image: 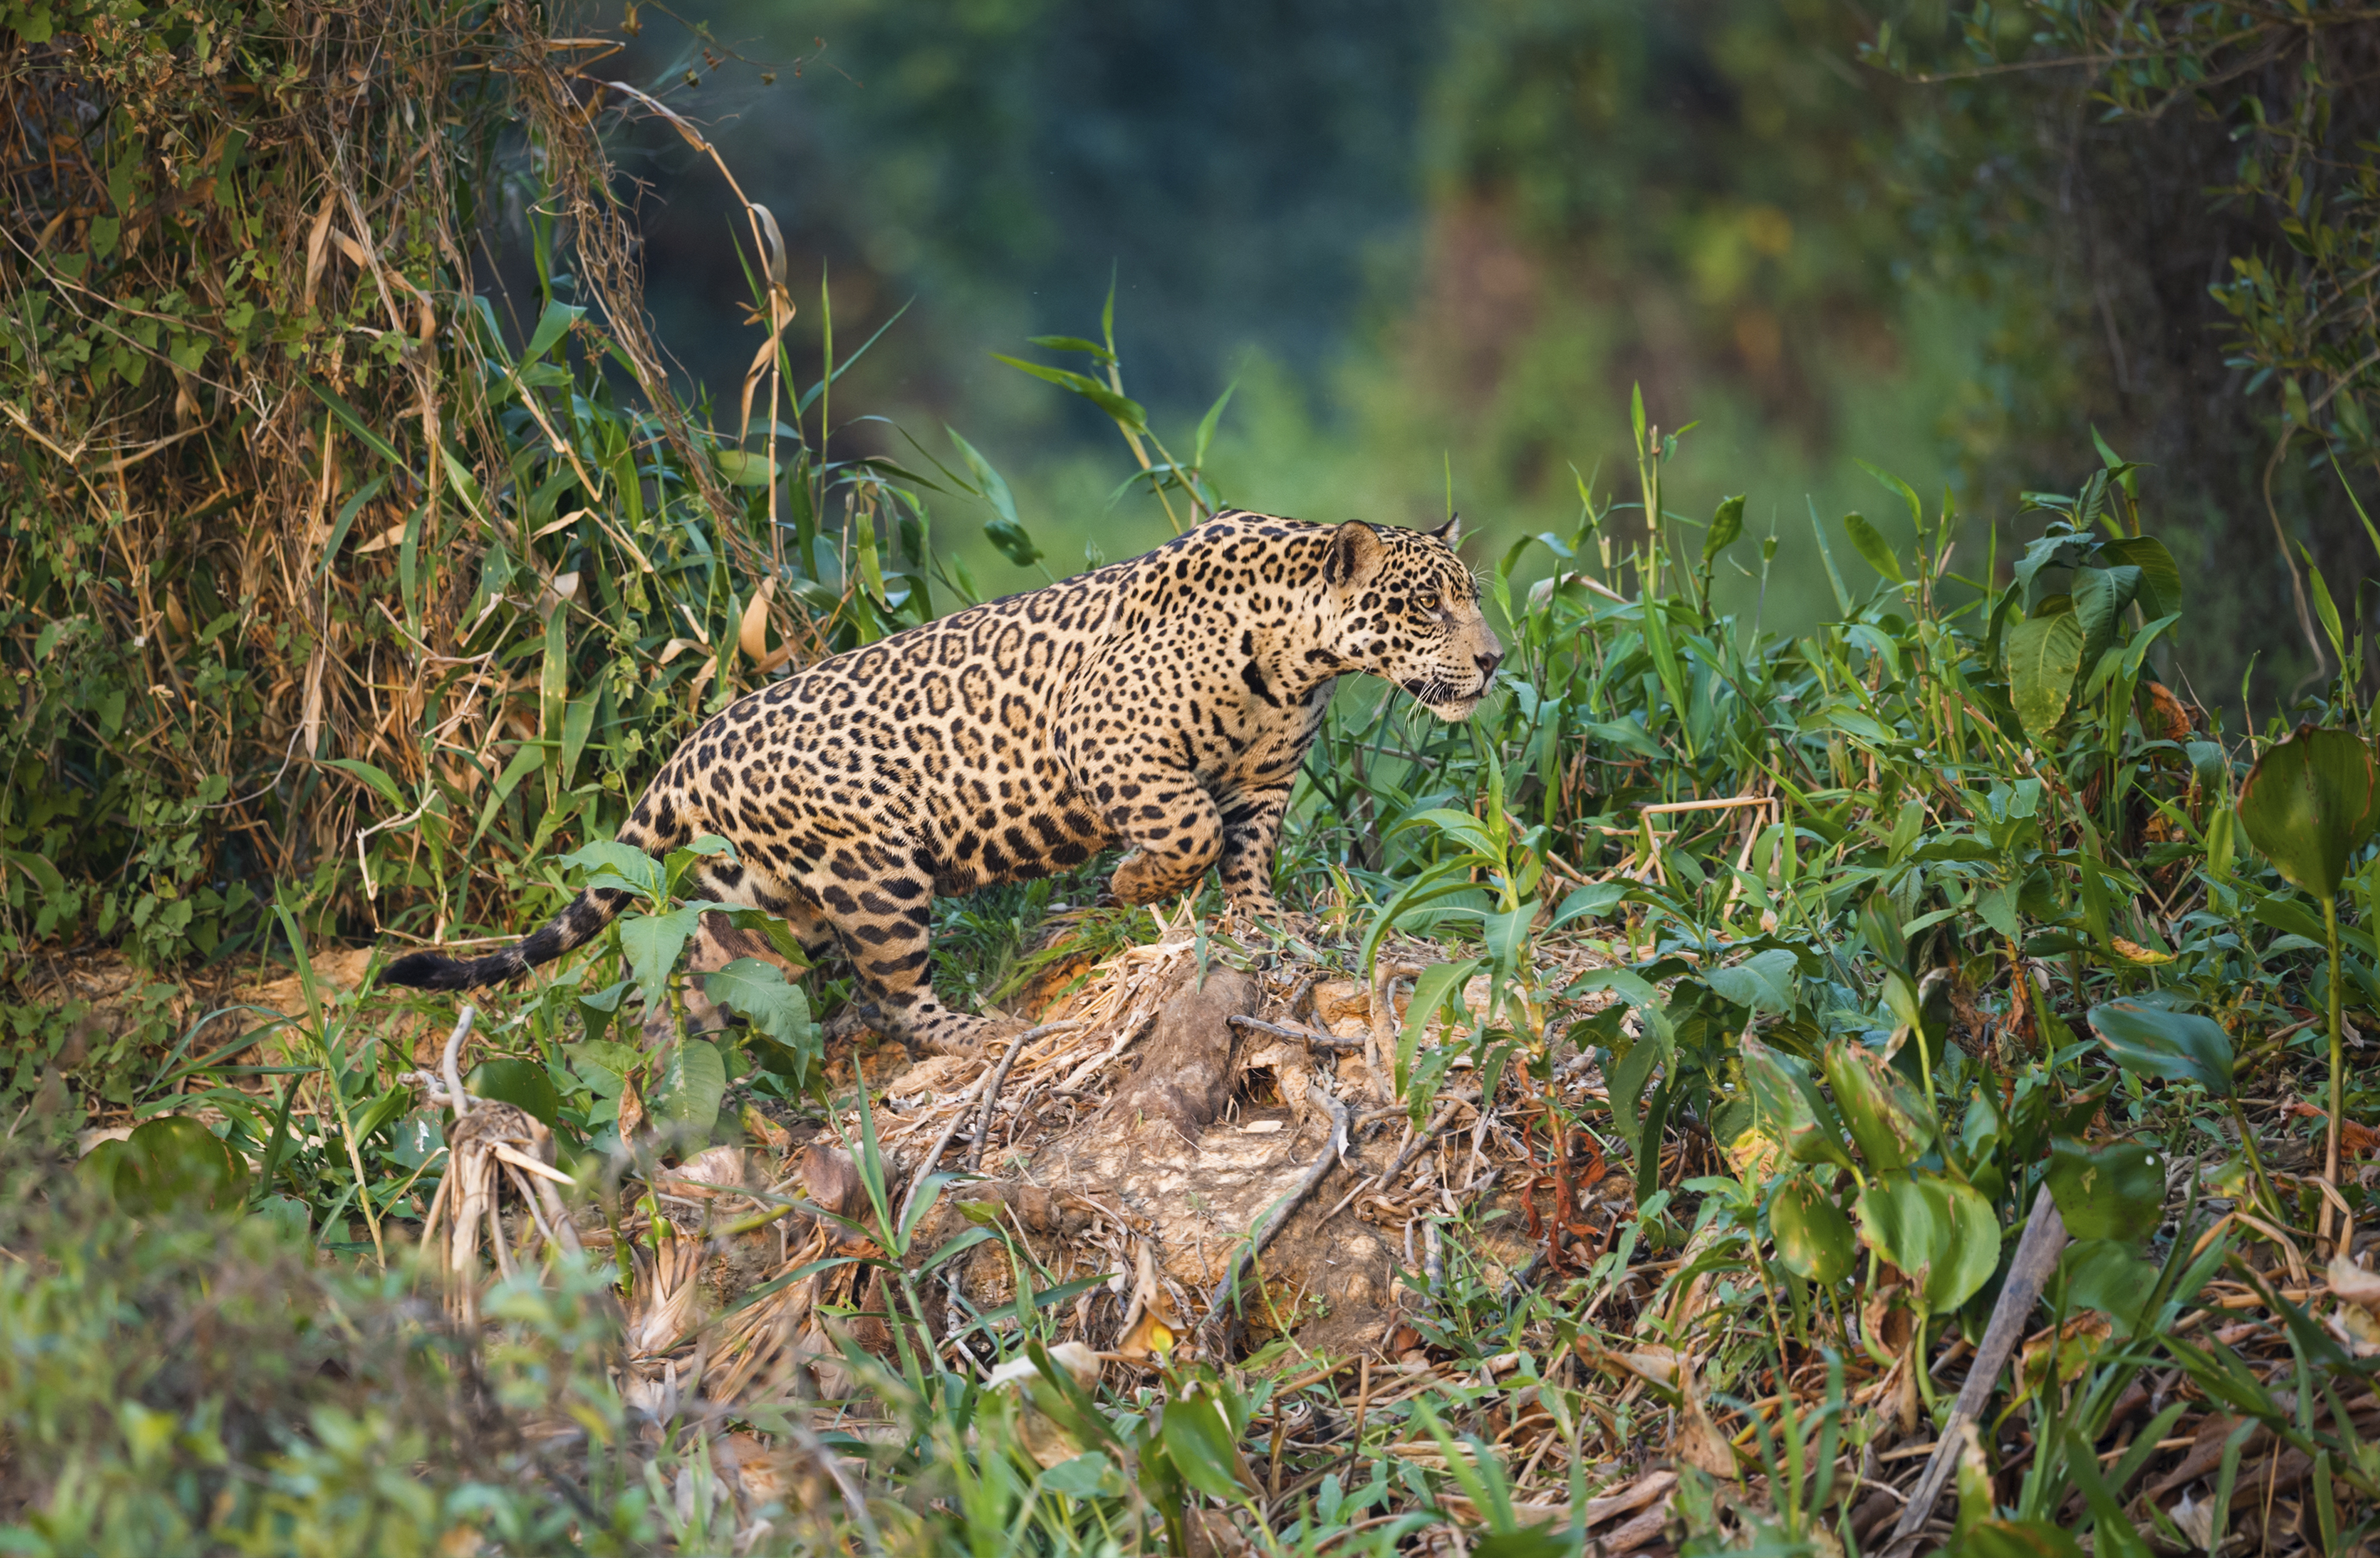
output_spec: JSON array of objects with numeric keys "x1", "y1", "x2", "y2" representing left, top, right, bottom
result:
[
  {"x1": 838, "y1": 917, "x2": 1010, "y2": 1056},
  {"x1": 799, "y1": 853, "x2": 1002, "y2": 1056}
]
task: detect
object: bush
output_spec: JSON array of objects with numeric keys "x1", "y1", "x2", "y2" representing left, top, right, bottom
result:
[{"x1": 0, "y1": 1147, "x2": 645, "y2": 1555}]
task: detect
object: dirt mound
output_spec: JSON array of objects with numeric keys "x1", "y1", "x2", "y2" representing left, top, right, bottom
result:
[{"x1": 414, "y1": 906, "x2": 1603, "y2": 1418}]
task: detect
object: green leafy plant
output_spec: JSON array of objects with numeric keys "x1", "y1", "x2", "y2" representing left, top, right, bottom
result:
[{"x1": 2237, "y1": 724, "x2": 2380, "y2": 1234}]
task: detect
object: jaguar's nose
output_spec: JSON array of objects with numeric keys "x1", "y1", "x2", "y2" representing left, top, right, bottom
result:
[{"x1": 1475, "y1": 647, "x2": 1503, "y2": 682}]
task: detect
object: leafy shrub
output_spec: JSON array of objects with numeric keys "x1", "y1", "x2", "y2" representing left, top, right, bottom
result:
[{"x1": 0, "y1": 1147, "x2": 644, "y2": 1556}]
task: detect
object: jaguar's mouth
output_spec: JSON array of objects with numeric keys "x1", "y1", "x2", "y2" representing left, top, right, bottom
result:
[{"x1": 1408, "y1": 672, "x2": 1496, "y2": 722}]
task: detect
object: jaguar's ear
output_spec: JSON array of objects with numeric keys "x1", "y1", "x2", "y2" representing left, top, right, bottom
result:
[
  {"x1": 1324, "y1": 520, "x2": 1384, "y2": 588},
  {"x1": 1425, "y1": 512, "x2": 1463, "y2": 549}
]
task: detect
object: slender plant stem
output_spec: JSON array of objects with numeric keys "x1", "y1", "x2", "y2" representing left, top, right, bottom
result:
[
  {"x1": 2230, "y1": 1096, "x2": 2288, "y2": 1230},
  {"x1": 2323, "y1": 896, "x2": 2345, "y2": 1244}
]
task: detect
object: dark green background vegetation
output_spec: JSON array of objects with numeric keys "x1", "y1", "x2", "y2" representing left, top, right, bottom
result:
[{"x1": 613, "y1": 0, "x2": 2379, "y2": 700}]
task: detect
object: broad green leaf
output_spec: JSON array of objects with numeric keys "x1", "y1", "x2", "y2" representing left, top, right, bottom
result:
[
  {"x1": 2071, "y1": 564, "x2": 2141, "y2": 671},
  {"x1": 1744, "y1": 1036, "x2": 1853, "y2": 1168},
  {"x1": 1565, "y1": 967, "x2": 1663, "y2": 1008},
  {"x1": 946, "y1": 426, "x2": 1023, "y2": 527},
  {"x1": 2097, "y1": 535, "x2": 2182, "y2": 618},
  {"x1": 562, "y1": 840, "x2": 666, "y2": 906},
  {"x1": 2058, "y1": 1238, "x2": 2160, "y2": 1332},
  {"x1": 1602, "y1": 1030, "x2": 1665, "y2": 1150},
  {"x1": 1855, "y1": 457, "x2": 1925, "y2": 537},
  {"x1": 661, "y1": 834, "x2": 737, "y2": 898},
  {"x1": 385, "y1": 1111, "x2": 445, "y2": 1171},
  {"x1": 1551, "y1": 881, "x2": 1628, "y2": 926},
  {"x1": 706, "y1": 957, "x2": 820, "y2": 1079},
  {"x1": 1191, "y1": 379, "x2": 1238, "y2": 467},
  {"x1": 1855, "y1": 1170, "x2": 2000, "y2": 1313},
  {"x1": 2237, "y1": 724, "x2": 2379, "y2": 899},
  {"x1": 307, "y1": 378, "x2": 414, "y2": 473},
  {"x1": 1042, "y1": 1452, "x2": 1119, "y2": 1499},
  {"x1": 650, "y1": 1039, "x2": 727, "y2": 1139},
  {"x1": 471, "y1": 743, "x2": 549, "y2": 851},
  {"x1": 701, "y1": 903, "x2": 813, "y2": 970},
  {"x1": 1471, "y1": 1528, "x2": 1569, "y2": 1558},
  {"x1": 350, "y1": 1084, "x2": 412, "y2": 1140},
  {"x1": 2085, "y1": 999, "x2": 2236, "y2": 1097},
  {"x1": 2249, "y1": 892, "x2": 2332, "y2": 945},
  {"x1": 1769, "y1": 1177, "x2": 1856, "y2": 1284},
  {"x1": 620, "y1": 905, "x2": 707, "y2": 1009},
  {"x1": 324, "y1": 758, "x2": 406, "y2": 810},
  {"x1": 468, "y1": 1059, "x2": 562, "y2": 1128},
  {"x1": 2005, "y1": 608, "x2": 2085, "y2": 744},
  {"x1": 1398, "y1": 959, "x2": 1481, "y2": 1099},
  {"x1": 704, "y1": 957, "x2": 813, "y2": 1045},
  {"x1": 567, "y1": 1038, "x2": 640, "y2": 1096},
  {"x1": 985, "y1": 516, "x2": 1042, "y2": 568},
  {"x1": 714, "y1": 450, "x2": 781, "y2": 487},
  {"x1": 540, "y1": 598, "x2": 567, "y2": 749},
  {"x1": 4, "y1": 847, "x2": 65, "y2": 899},
  {"x1": 1483, "y1": 900, "x2": 1539, "y2": 977},
  {"x1": 1703, "y1": 494, "x2": 1745, "y2": 563},
  {"x1": 992, "y1": 353, "x2": 1148, "y2": 431},
  {"x1": 1026, "y1": 334, "x2": 1116, "y2": 363},
  {"x1": 521, "y1": 298, "x2": 584, "y2": 364},
  {"x1": 1841, "y1": 511, "x2": 1904, "y2": 581},
  {"x1": 1823, "y1": 1040, "x2": 1935, "y2": 1173},
  {"x1": 560, "y1": 690, "x2": 599, "y2": 787},
  {"x1": 1640, "y1": 598, "x2": 1687, "y2": 723},
  {"x1": 1706, "y1": 947, "x2": 1798, "y2": 1016},
  {"x1": 251, "y1": 1193, "x2": 312, "y2": 1241},
  {"x1": 2044, "y1": 1137, "x2": 2165, "y2": 1241},
  {"x1": 1398, "y1": 806, "x2": 1502, "y2": 858},
  {"x1": 1580, "y1": 717, "x2": 1662, "y2": 759},
  {"x1": 1974, "y1": 881, "x2": 2021, "y2": 940},
  {"x1": 85, "y1": 1118, "x2": 249, "y2": 1215},
  {"x1": 1158, "y1": 1388, "x2": 1250, "y2": 1501}
]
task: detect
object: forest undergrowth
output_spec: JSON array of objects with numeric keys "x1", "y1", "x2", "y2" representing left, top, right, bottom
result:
[{"x1": 12, "y1": 4, "x2": 2380, "y2": 1556}]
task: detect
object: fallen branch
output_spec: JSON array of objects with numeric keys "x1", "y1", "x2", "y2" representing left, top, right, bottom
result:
[
  {"x1": 968, "y1": 1017, "x2": 1075, "y2": 1171},
  {"x1": 1888, "y1": 1184, "x2": 2068, "y2": 1549},
  {"x1": 1228, "y1": 1012, "x2": 1367, "y2": 1052}
]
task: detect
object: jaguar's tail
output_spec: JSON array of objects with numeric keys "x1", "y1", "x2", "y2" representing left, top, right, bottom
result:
[
  {"x1": 382, "y1": 887, "x2": 638, "y2": 990},
  {"x1": 380, "y1": 797, "x2": 684, "y2": 991}
]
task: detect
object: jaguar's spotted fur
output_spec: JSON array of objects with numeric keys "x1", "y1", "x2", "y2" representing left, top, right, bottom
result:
[{"x1": 384, "y1": 511, "x2": 1502, "y2": 1052}]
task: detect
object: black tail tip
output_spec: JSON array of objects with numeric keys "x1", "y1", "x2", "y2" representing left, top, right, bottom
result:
[{"x1": 382, "y1": 950, "x2": 477, "y2": 991}]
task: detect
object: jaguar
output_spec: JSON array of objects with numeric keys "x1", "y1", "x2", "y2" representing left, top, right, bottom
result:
[{"x1": 385, "y1": 510, "x2": 1503, "y2": 1052}]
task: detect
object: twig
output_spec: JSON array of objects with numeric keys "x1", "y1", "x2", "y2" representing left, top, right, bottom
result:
[
  {"x1": 1228, "y1": 1012, "x2": 1366, "y2": 1051},
  {"x1": 1323, "y1": 1093, "x2": 1471, "y2": 1223},
  {"x1": 1199, "y1": 1086, "x2": 1350, "y2": 1351},
  {"x1": 967, "y1": 1018, "x2": 1070, "y2": 1172},
  {"x1": 1889, "y1": 1185, "x2": 2068, "y2": 1547},
  {"x1": 893, "y1": 1020, "x2": 1077, "y2": 1234}
]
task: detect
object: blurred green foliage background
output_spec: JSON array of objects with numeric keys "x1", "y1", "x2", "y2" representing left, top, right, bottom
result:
[{"x1": 603, "y1": 0, "x2": 2375, "y2": 707}]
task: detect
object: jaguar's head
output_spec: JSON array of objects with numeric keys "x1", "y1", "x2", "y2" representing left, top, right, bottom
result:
[{"x1": 1325, "y1": 516, "x2": 1502, "y2": 721}]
